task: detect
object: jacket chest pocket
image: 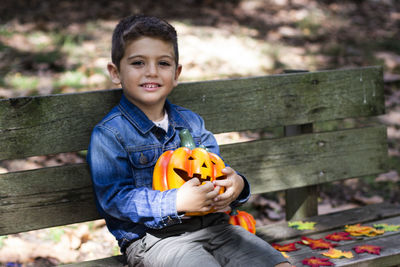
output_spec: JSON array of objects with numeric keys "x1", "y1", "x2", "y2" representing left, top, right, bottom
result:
[{"x1": 128, "y1": 148, "x2": 160, "y2": 188}]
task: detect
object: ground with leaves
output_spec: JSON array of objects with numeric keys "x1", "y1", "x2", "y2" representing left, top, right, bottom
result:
[{"x1": 0, "y1": 0, "x2": 399, "y2": 265}]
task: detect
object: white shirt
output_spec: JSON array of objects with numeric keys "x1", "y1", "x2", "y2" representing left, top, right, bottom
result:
[{"x1": 152, "y1": 111, "x2": 169, "y2": 132}]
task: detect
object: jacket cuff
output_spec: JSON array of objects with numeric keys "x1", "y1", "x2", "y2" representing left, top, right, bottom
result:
[{"x1": 160, "y1": 188, "x2": 183, "y2": 227}]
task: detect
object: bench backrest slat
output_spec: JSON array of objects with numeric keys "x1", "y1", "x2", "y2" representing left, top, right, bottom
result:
[
  {"x1": 0, "y1": 164, "x2": 99, "y2": 235},
  {"x1": 0, "y1": 66, "x2": 384, "y2": 160},
  {"x1": 0, "y1": 66, "x2": 388, "y2": 235}
]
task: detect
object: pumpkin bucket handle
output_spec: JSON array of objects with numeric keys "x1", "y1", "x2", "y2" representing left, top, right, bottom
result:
[{"x1": 179, "y1": 129, "x2": 196, "y2": 150}]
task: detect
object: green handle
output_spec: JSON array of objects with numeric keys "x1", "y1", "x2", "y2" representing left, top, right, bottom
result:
[
  {"x1": 179, "y1": 129, "x2": 196, "y2": 150},
  {"x1": 230, "y1": 208, "x2": 238, "y2": 216}
]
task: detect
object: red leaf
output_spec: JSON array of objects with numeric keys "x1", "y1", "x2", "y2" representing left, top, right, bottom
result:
[
  {"x1": 302, "y1": 256, "x2": 334, "y2": 267},
  {"x1": 272, "y1": 242, "x2": 298, "y2": 252},
  {"x1": 354, "y1": 244, "x2": 382, "y2": 255},
  {"x1": 325, "y1": 232, "x2": 353, "y2": 241},
  {"x1": 299, "y1": 236, "x2": 337, "y2": 250}
]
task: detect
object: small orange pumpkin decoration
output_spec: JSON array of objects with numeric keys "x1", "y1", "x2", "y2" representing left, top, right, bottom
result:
[
  {"x1": 227, "y1": 209, "x2": 256, "y2": 234},
  {"x1": 152, "y1": 129, "x2": 226, "y2": 216}
]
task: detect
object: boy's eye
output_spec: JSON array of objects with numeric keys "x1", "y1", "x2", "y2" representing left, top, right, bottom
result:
[
  {"x1": 159, "y1": 61, "x2": 171, "y2": 66},
  {"x1": 131, "y1": 61, "x2": 144, "y2": 66}
]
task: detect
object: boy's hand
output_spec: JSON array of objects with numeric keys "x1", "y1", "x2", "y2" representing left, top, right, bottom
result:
[
  {"x1": 176, "y1": 178, "x2": 221, "y2": 213},
  {"x1": 212, "y1": 167, "x2": 244, "y2": 211}
]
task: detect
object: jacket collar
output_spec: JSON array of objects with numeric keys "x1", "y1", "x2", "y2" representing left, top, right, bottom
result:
[{"x1": 118, "y1": 94, "x2": 191, "y2": 135}]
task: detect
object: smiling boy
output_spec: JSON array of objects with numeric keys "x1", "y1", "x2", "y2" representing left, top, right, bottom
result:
[{"x1": 87, "y1": 14, "x2": 290, "y2": 267}]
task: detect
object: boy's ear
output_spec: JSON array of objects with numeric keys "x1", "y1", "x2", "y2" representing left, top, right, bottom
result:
[
  {"x1": 107, "y1": 62, "x2": 121, "y2": 85},
  {"x1": 173, "y1": 64, "x2": 183, "y2": 87}
]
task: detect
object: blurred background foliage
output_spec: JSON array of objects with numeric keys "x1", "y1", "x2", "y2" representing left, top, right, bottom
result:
[{"x1": 0, "y1": 0, "x2": 399, "y2": 98}]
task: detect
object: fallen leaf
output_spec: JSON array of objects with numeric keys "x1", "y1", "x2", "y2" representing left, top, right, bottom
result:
[
  {"x1": 322, "y1": 248, "x2": 354, "y2": 259},
  {"x1": 281, "y1": 252, "x2": 290, "y2": 258},
  {"x1": 288, "y1": 221, "x2": 316, "y2": 230},
  {"x1": 299, "y1": 236, "x2": 337, "y2": 250},
  {"x1": 325, "y1": 232, "x2": 353, "y2": 241},
  {"x1": 354, "y1": 244, "x2": 382, "y2": 255},
  {"x1": 302, "y1": 256, "x2": 334, "y2": 267},
  {"x1": 373, "y1": 223, "x2": 400, "y2": 232},
  {"x1": 345, "y1": 224, "x2": 385, "y2": 237},
  {"x1": 272, "y1": 242, "x2": 298, "y2": 252}
]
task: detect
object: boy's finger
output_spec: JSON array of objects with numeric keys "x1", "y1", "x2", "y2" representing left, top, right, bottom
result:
[
  {"x1": 213, "y1": 189, "x2": 233, "y2": 202},
  {"x1": 206, "y1": 188, "x2": 221, "y2": 199},
  {"x1": 196, "y1": 181, "x2": 215, "y2": 193},
  {"x1": 222, "y1": 167, "x2": 235, "y2": 174},
  {"x1": 213, "y1": 179, "x2": 232, "y2": 187},
  {"x1": 187, "y1": 178, "x2": 201, "y2": 186}
]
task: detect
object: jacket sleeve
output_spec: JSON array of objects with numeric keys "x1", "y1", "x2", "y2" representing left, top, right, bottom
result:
[{"x1": 87, "y1": 125, "x2": 183, "y2": 229}]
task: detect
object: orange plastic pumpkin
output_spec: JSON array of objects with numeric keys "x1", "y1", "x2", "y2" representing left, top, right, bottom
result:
[
  {"x1": 152, "y1": 129, "x2": 226, "y2": 215},
  {"x1": 227, "y1": 209, "x2": 256, "y2": 234}
]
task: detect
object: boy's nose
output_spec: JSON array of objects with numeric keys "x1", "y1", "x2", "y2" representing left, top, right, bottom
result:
[{"x1": 146, "y1": 63, "x2": 158, "y2": 76}]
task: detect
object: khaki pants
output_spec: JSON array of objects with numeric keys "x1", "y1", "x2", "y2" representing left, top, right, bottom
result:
[{"x1": 125, "y1": 213, "x2": 288, "y2": 267}]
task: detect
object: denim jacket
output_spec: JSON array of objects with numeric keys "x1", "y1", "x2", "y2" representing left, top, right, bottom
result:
[{"x1": 87, "y1": 94, "x2": 250, "y2": 251}]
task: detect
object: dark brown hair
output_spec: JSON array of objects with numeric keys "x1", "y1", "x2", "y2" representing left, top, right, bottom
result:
[{"x1": 111, "y1": 14, "x2": 179, "y2": 69}]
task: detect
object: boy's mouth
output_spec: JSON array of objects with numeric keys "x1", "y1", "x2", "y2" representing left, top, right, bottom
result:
[{"x1": 141, "y1": 83, "x2": 161, "y2": 91}]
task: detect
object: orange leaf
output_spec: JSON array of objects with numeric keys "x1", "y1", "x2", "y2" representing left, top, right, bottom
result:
[
  {"x1": 322, "y1": 248, "x2": 354, "y2": 259},
  {"x1": 345, "y1": 224, "x2": 384, "y2": 237},
  {"x1": 302, "y1": 256, "x2": 334, "y2": 267},
  {"x1": 272, "y1": 242, "x2": 298, "y2": 252},
  {"x1": 299, "y1": 236, "x2": 337, "y2": 250},
  {"x1": 354, "y1": 244, "x2": 382, "y2": 255},
  {"x1": 325, "y1": 232, "x2": 353, "y2": 241}
]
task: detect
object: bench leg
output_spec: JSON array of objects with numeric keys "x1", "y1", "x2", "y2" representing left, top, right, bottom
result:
[
  {"x1": 285, "y1": 185, "x2": 318, "y2": 220},
  {"x1": 284, "y1": 124, "x2": 318, "y2": 220}
]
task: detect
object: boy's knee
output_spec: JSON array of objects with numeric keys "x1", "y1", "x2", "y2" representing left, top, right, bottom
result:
[{"x1": 275, "y1": 262, "x2": 292, "y2": 267}]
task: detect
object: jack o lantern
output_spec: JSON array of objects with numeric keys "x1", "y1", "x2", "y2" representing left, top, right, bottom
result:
[
  {"x1": 152, "y1": 129, "x2": 226, "y2": 216},
  {"x1": 226, "y1": 209, "x2": 256, "y2": 234}
]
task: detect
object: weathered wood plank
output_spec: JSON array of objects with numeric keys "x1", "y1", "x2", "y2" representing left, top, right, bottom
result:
[
  {"x1": 0, "y1": 164, "x2": 100, "y2": 235},
  {"x1": 223, "y1": 126, "x2": 388, "y2": 194},
  {"x1": 0, "y1": 126, "x2": 388, "y2": 235},
  {"x1": 0, "y1": 89, "x2": 122, "y2": 161},
  {"x1": 256, "y1": 202, "x2": 400, "y2": 243},
  {"x1": 0, "y1": 66, "x2": 384, "y2": 160},
  {"x1": 171, "y1": 66, "x2": 384, "y2": 133}
]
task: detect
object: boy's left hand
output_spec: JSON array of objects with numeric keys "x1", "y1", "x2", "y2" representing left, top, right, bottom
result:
[{"x1": 212, "y1": 167, "x2": 244, "y2": 211}]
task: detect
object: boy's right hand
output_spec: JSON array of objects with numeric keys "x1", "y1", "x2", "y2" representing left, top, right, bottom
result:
[{"x1": 176, "y1": 178, "x2": 220, "y2": 213}]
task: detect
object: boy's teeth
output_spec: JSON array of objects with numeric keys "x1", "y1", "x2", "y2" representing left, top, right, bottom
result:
[{"x1": 143, "y1": 84, "x2": 158, "y2": 88}]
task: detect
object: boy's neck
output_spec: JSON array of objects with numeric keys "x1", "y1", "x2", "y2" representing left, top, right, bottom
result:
[
  {"x1": 150, "y1": 109, "x2": 166, "y2": 122},
  {"x1": 139, "y1": 103, "x2": 165, "y2": 122},
  {"x1": 123, "y1": 94, "x2": 166, "y2": 122}
]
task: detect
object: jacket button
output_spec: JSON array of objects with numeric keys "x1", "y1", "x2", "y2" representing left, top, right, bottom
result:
[{"x1": 139, "y1": 153, "x2": 148, "y2": 165}]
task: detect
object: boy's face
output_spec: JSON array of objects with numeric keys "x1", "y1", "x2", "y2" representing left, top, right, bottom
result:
[{"x1": 108, "y1": 37, "x2": 182, "y2": 115}]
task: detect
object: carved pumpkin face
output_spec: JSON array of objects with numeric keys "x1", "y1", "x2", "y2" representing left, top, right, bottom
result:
[
  {"x1": 152, "y1": 129, "x2": 226, "y2": 216},
  {"x1": 153, "y1": 147, "x2": 226, "y2": 191}
]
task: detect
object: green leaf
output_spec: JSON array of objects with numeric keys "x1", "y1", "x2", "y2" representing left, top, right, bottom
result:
[
  {"x1": 373, "y1": 223, "x2": 400, "y2": 232},
  {"x1": 288, "y1": 221, "x2": 316, "y2": 230}
]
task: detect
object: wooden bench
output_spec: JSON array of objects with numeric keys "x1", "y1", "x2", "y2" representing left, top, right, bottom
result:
[{"x1": 1, "y1": 66, "x2": 399, "y2": 266}]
